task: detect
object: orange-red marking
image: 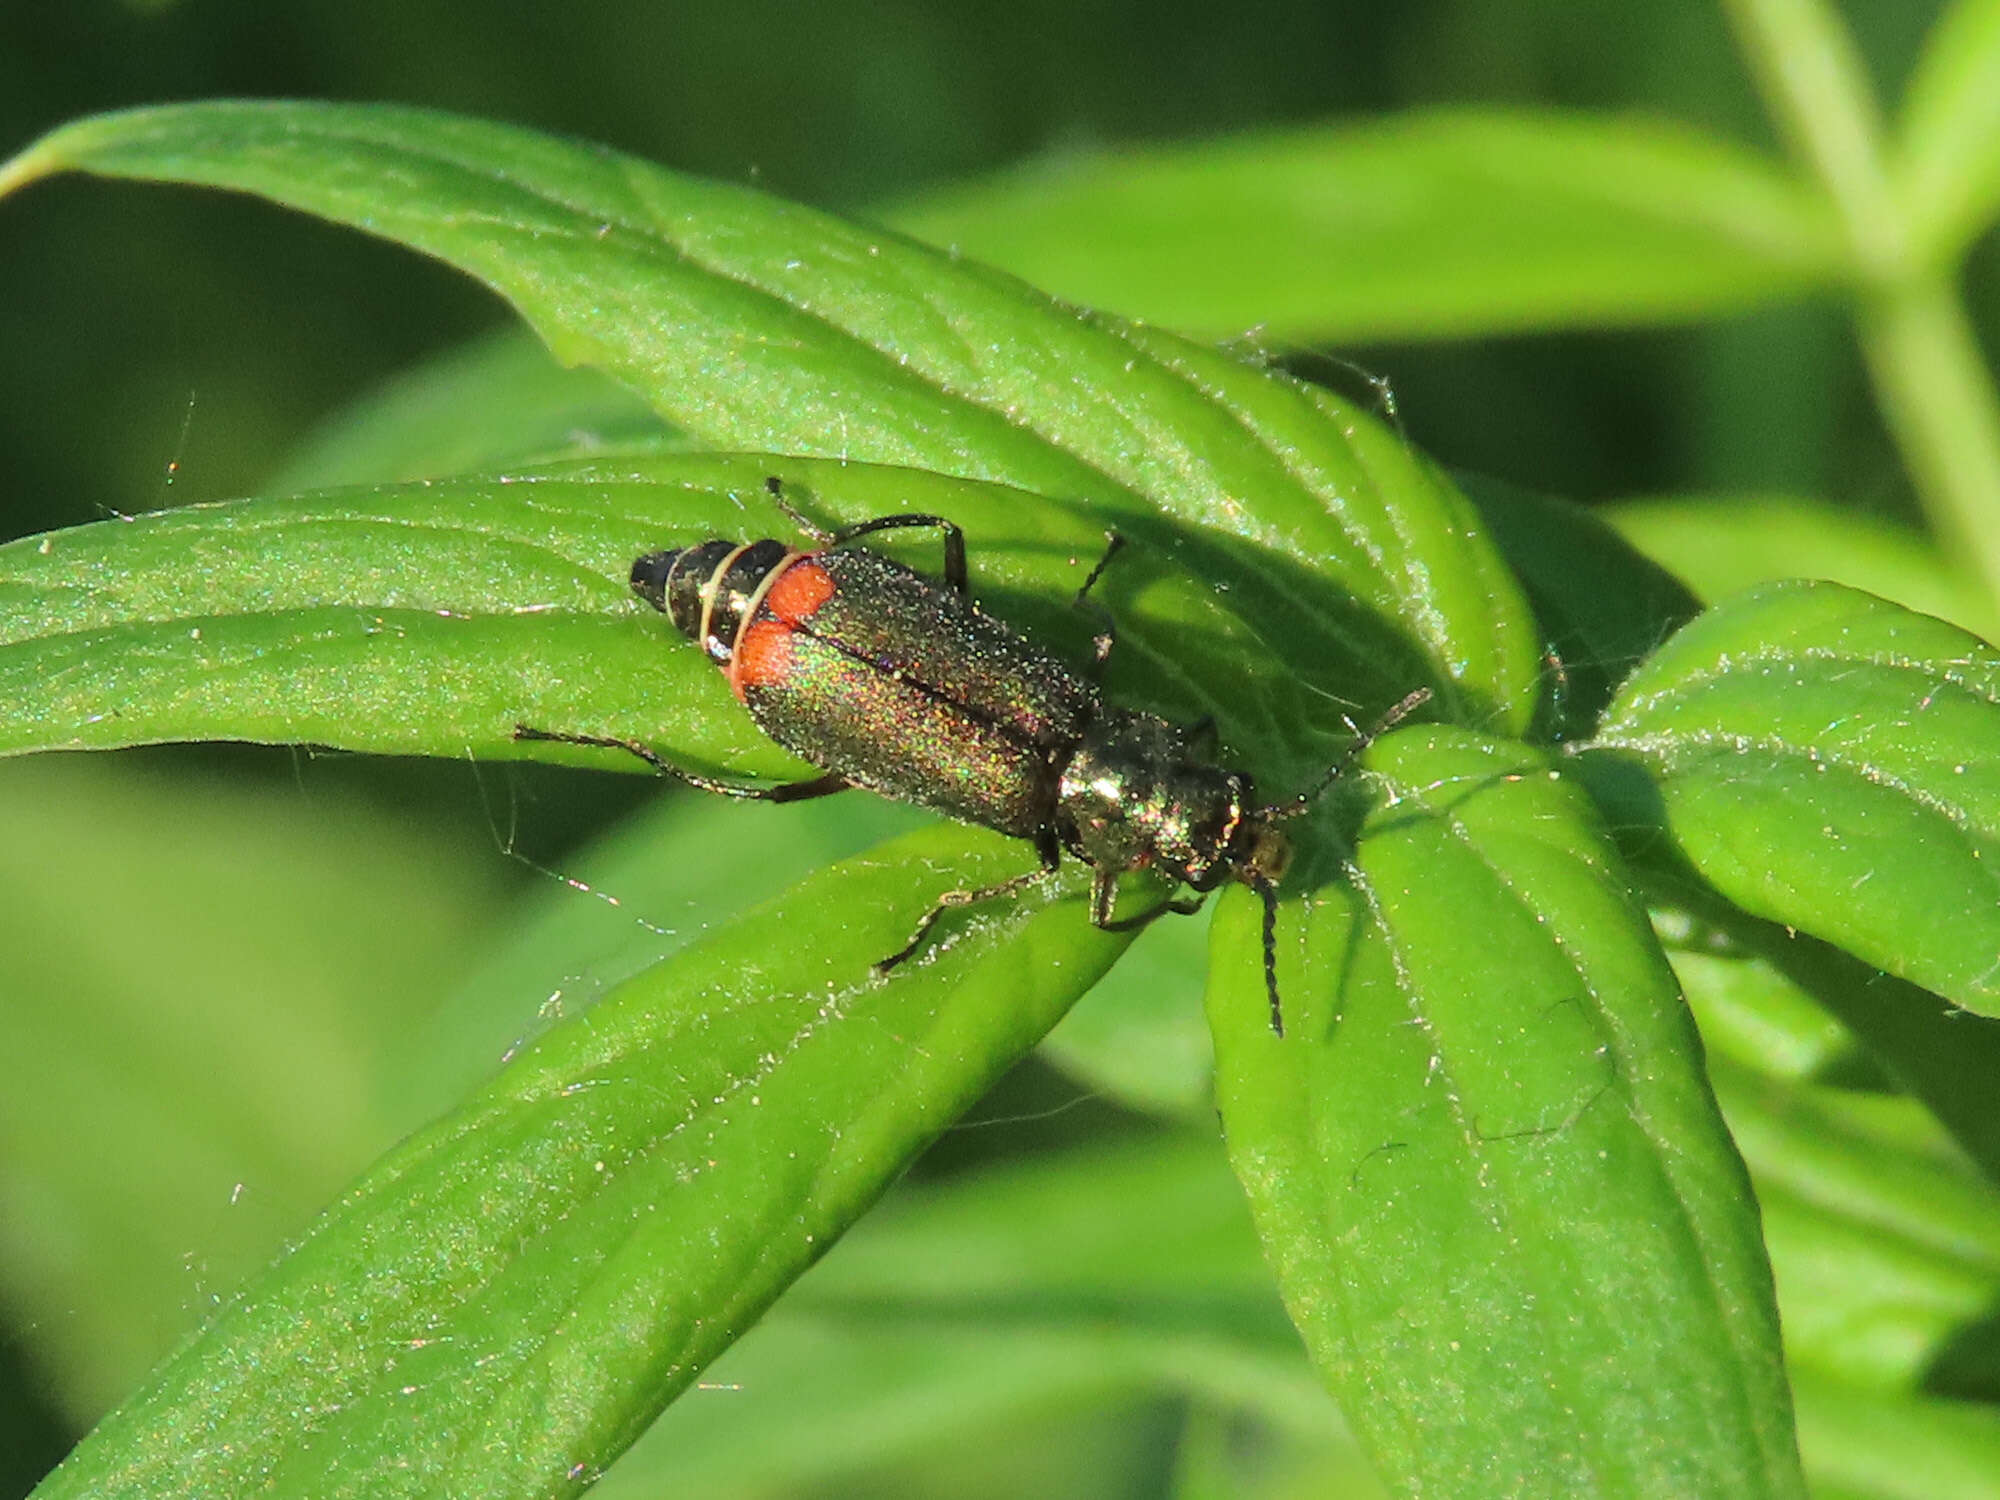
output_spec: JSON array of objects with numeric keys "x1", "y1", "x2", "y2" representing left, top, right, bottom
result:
[
  {"x1": 764, "y1": 557, "x2": 836, "y2": 624},
  {"x1": 731, "y1": 618, "x2": 795, "y2": 698}
]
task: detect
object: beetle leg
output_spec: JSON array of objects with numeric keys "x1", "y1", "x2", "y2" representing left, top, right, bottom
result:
[
  {"x1": 1070, "y1": 531, "x2": 1125, "y2": 677},
  {"x1": 1248, "y1": 872, "x2": 1286, "y2": 1037},
  {"x1": 1087, "y1": 861, "x2": 1201, "y2": 930},
  {"x1": 512, "y1": 725, "x2": 849, "y2": 802},
  {"x1": 875, "y1": 831, "x2": 1063, "y2": 975},
  {"x1": 818, "y1": 509, "x2": 971, "y2": 599},
  {"x1": 763, "y1": 477, "x2": 971, "y2": 596},
  {"x1": 1095, "y1": 890, "x2": 1205, "y2": 932}
]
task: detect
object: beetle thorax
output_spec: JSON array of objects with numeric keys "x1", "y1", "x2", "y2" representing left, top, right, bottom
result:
[{"x1": 1056, "y1": 708, "x2": 1256, "y2": 890}]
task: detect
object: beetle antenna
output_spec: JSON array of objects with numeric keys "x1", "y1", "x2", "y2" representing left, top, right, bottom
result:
[
  {"x1": 1267, "y1": 686, "x2": 1432, "y2": 820},
  {"x1": 1250, "y1": 872, "x2": 1285, "y2": 1037}
]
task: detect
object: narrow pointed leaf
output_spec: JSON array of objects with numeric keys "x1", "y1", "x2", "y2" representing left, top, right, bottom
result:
[
  {"x1": 269, "y1": 329, "x2": 674, "y2": 491},
  {"x1": 884, "y1": 110, "x2": 1846, "y2": 341},
  {"x1": 0, "y1": 100, "x2": 1541, "y2": 732},
  {"x1": 32, "y1": 823, "x2": 1125, "y2": 1500},
  {"x1": 1589, "y1": 581, "x2": 2000, "y2": 1016},
  {"x1": 0, "y1": 453, "x2": 1430, "y2": 779},
  {"x1": 1896, "y1": 0, "x2": 2000, "y2": 266},
  {"x1": 1208, "y1": 727, "x2": 1801, "y2": 1497}
]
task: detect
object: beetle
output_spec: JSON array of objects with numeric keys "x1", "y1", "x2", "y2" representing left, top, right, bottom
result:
[{"x1": 517, "y1": 478, "x2": 1428, "y2": 1035}]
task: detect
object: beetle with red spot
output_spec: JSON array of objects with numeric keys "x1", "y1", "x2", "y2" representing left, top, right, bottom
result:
[{"x1": 517, "y1": 477, "x2": 1428, "y2": 1034}]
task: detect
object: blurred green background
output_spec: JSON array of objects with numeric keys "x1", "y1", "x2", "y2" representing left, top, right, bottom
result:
[
  {"x1": 5, "y1": 0, "x2": 1965, "y2": 539},
  {"x1": 2, "y1": 1, "x2": 1990, "y2": 1494}
]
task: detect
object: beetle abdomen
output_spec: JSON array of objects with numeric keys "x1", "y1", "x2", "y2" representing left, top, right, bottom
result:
[
  {"x1": 636, "y1": 539, "x2": 1088, "y2": 837},
  {"x1": 800, "y1": 550, "x2": 1095, "y2": 749},
  {"x1": 743, "y1": 625, "x2": 1056, "y2": 836}
]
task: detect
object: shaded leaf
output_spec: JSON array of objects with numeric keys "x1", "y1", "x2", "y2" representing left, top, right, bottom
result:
[
  {"x1": 1653, "y1": 907, "x2": 1869, "y2": 1085},
  {"x1": 1714, "y1": 1063, "x2": 2000, "y2": 1393},
  {"x1": 1037, "y1": 900, "x2": 1216, "y2": 1118},
  {"x1": 1459, "y1": 474, "x2": 1700, "y2": 740},
  {"x1": 1792, "y1": 1371, "x2": 2000, "y2": 1500},
  {"x1": 1643, "y1": 872, "x2": 2000, "y2": 1186}
]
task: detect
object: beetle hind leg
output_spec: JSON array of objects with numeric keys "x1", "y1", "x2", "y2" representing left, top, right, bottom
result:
[
  {"x1": 876, "y1": 832, "x2": 1063, "y2": 975},
  {"x1": 512, "y1": 724, "x2": 849, "y2": 802}
]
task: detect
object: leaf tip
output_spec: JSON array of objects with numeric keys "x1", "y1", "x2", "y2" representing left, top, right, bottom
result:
[{"x1": 0, "y1": 133, "x2": 66, "y2": 200}]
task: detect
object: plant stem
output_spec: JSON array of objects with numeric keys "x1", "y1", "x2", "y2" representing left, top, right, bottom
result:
[
  {"x1": 1724, "y1": 0, "x2": 2000, "y2": 607},
  {"x1": 1857, "y1": 280, "x2": 2000, "y2": 604}
]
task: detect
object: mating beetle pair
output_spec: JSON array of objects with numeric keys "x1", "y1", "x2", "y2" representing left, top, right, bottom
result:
[{"x1": 519, "y1": 478, "x2": 1427, "y2": 1036}]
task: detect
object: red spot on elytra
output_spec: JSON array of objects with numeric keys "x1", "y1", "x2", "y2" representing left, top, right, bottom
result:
[
  {"x1": 765, "y1": 558, "x2": 836, "y2": 623},
  {"x1": 732, "y1": 618, "x2": 794, "y2": 697}
]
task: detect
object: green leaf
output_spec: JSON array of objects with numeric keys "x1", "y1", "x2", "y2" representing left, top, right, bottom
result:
[
  {"x1": 1721, "y1": 916, "x2": 2000, "y2": 1185},
  {"x1": 1208, "y1": 726, "x2": 1801, "y2": 1497},
  {"x1": 1588, "y1": 581, "x2": 2000, "y2": 1017},
  {"x1": 0, "y1": 455, "x2": 1358, "y2": 777},
  {"x1": 1602, "y1": 493, "x2": 1996, "y2": 641},
  {"x1": 1895, "y1": 0, "x2": 2000, "y2": 268},
  {"x1": 33, "y1": 821, "x2": 1128, "y2": 1500},
  {"x1": 600, "y1": 1134, "x2": 1339, "y2": 1496},
  {"x1": 1037, "y1": 900, "x2": 1216, "y2": 1118},
  {"x1": 1644, "y1": 875, "x2": 2000, "y2": 1185},
  {"x1": 1792, "y1": 1377, "x2": 2000, "y2": 1500},
  {"x1": 268, "y1": 328, "x2": 675, "y2": 492},
  {"x1": 1653, "y1": 908, "x2": 1869, "y2": 1085},
  {"x1": 0, "y1": 99, "x2": 1541, "y2": 734},
  {"x1": 0, "y1": 459, "x2": 779, "y2": 770},
  {"x1": 0, "y1": 755, "x2": 501, "y2": 1420},
  {"x1": 882, "y1": 109, "x2": 1847, "y2": 342},
  {"x1": 388, "y1": 786, "x2": 930, "y2": 1126},
  {"x1": 1713, "y1": 1064, "x2": 2000, "y2": 1393}
]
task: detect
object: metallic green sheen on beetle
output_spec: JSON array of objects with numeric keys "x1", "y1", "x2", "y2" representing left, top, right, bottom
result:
[{"x1": 515, "y1": 484, "x2": 1425, "y2": 1035}]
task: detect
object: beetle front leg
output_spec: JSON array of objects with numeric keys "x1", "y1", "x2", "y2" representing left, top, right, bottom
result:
[
  {"x1": 1087, "y1": 865, "x2": 1203, "y2": 931},
  {"x1": 1096, "y1": 891, "x2": 1205, "y2": 933}
]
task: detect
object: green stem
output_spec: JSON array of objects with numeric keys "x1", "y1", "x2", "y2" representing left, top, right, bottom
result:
[
  {"x1": 1857, "y1": 280, "x2": 2000, "y2": 605},
  {"x1": 1722, "y1": 0, "x2": 1900, "y2": 270},
  {"x1": 1725, "y1": 0, "x2": 2000, "y2": 606}
]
